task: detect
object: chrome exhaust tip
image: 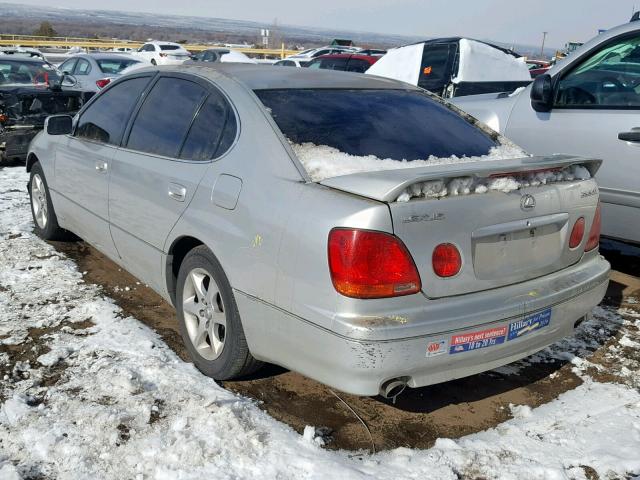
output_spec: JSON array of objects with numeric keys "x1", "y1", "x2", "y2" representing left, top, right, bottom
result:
[{"x1": 379, "y1": 378, "x2": 407, "y2": 400}]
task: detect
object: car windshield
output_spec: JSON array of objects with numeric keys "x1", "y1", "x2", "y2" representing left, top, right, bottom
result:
[
  {"x1": 97, "y1": 58, "x2": 141, "y2": 74},
  {"x1": 255, "y1": 88, "x2": 498, "y2": 161},
  {"x1": 160, "y1": 45, "x2": 181, "y2": 51},
  {"x1": 0, "y1": 60, "x2": 61, "y2": 86}
]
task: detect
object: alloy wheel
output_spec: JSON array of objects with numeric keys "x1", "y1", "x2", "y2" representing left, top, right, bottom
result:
[
  {"x1": 182, "y1": 267, "x2": 227, "y2": 360},
  {"x1": 31, "y1": 174, "x2": 48, "y2": 230}
]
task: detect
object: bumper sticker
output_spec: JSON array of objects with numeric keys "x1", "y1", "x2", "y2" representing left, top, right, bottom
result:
[
  {"x1": 449, "y1": 326, "x2": 507, "y2": 354},
  {"x1": 426, "y1": 340, "x2": 447, "y2": 357},
  {"x1": 508, "y1": 309, "x2": 552, "y2": 341}
]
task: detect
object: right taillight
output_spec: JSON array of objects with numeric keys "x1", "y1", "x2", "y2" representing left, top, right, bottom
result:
[
  {"x1": 585, "y1": 203, "x2": 601, "y2": 252},
  {"x1": 432, "y1": 243, "x2": 462, "y2": 278},
  {"x1": 328, "y1": 228, "x2": 421, "y2": 299},
  {"x1": 569, "y1": 217, "x2": 585, "y2": 249}
]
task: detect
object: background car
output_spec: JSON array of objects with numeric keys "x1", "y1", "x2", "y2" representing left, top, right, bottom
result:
[
  {"x1": 0, "y1": 57, "x2": 85, "y2": 164},
  {"x1": 285, "y1": 45, "x2": 358, "y2": 62},
  {"x1": 189, "y1": 48, "x2": 256, "y2": 64},
  {"x1": 0, "y1": 46, "x2": 46, "y2": 60},
  {"x1": 134, "y1": 41, "x2": 190, "y2": 65},
  {"x1": 526, "y1": 59, "x2": 551, "y2": 78},
  {"x1": 26, "y1": 65, "x2": 608, "y2": 398},
  {"x1": 366, "y1": 37, "x2": 532, "y2": 97},
  {"x1": 273, "y1": 59, "x2": 311, "y2": 67},
  {"x1": 452, "y1": 20, "x2": 640, "y2": 244},
  {"x1": 58, "y1": 53, "x2": 143, "y2": 92},
  {"x1": 306, "y1": 53, "x2": 379, "y2": 73}
]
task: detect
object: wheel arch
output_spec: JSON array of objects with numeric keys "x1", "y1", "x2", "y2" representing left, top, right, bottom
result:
[
  {"x1": 166, "y1": 236, "x2": 205, "y2": 305},
  {"x1": 26, "y1": 153, "x2": 39, "y2": 172}
]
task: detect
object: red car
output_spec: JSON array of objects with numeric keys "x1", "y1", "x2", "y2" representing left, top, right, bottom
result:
[
  {"x1": 306, "y1": 53, "x2": 379, "y2": 73},
  {"x1": 526, "y1": 59, "x2": 551, "y2": 78}
]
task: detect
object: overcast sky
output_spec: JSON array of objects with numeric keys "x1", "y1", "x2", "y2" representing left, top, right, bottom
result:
[{"x1": 10, "y1": 0, "x2": 640, "y2": 47}]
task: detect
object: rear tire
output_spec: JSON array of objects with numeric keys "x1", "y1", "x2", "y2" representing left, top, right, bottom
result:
[
  {"x1": 29, "y1": 162, "x2": 71, "y2": 241},
  {"x1": 176, "y1": 245, "x2": 262, "y2": 380}
]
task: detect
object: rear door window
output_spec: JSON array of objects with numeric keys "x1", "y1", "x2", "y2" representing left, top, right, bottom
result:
[
  {"x1": 255, "y1": 88, "x2": 497, "y2": 160},
  {"x1": 346, "y1": 58, "x2": 371, "y2": 73},
  {"x1": 126, "y1": 77, "x2": 207, "y2": 157},
  {"x1": 76, "y1": 76, "x2": 150, "y2": 145},
  {"x1": 309, "y1": 57, "x2": 348, "y2": 70},
  {"x1": 417, "y1": 43, "x2": 457, "y2": 94},
  {"x1": 179, "y1": 89, "x2": 236, "y2": 160}
]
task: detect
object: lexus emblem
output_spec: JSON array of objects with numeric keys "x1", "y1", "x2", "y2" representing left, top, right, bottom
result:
[{"x1": 520, "y1": 194, "x2": 536, "y2": 211}]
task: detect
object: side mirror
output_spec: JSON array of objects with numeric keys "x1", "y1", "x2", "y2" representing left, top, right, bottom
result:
[
  {"x1": 46, "y1": 115, "x2": 73, "y2": 135},
  {"x1": 530, "y1": 74, "x2": 554, "y2": 112}
]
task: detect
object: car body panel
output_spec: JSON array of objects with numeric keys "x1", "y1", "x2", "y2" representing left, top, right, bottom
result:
[
  {"x1": 452, "y1": 21, "x2": 640, "y2": 244},
  {"x1": 28, "y1": 64, "x2": 610, "y2": 395}
]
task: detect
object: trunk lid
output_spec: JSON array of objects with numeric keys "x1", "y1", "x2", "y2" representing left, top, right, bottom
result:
[{"x1": 320, "y1": 155, "x2": 602, "y2": 298}]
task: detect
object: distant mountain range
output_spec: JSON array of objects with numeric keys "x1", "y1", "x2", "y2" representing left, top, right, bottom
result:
[{"x1": 0, "y1": 2, "x2": 558, "y2": 56}]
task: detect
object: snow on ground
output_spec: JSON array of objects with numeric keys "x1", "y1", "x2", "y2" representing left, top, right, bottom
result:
[{"x1": 1, "y1": 166, "x2": 639, "y2": 479}]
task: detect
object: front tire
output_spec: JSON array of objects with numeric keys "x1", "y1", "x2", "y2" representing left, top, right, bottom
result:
[
  {"x1": 29, "y1": 162, "x2": 69, "y2": 241},
  {"x1": 176, "y1": 246, "x2": 262, "y2": 380}
]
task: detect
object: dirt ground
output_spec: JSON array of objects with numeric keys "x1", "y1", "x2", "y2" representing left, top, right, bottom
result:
[{"x1": 47, "y1": 239, "x2": 640, "y2": 452}]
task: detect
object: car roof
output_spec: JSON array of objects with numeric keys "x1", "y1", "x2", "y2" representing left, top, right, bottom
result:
[
  {"x1": 72, "y1": 53, "x2": 140, "y2": 61},
  {"x1": 312, "y1": 53, "x2": 378, "y2": 62},
  {"x1": 0, "y1": 56, "x2": 47, "y2": 64},
  {"x1": 142, "y1": 63, "x2": 415, "y2": 90},
  {"x1": 406, "y1": 37, "x2": 521, "y2": 58},
  {"x1": 548, "y1": 20, "x2": 640, "y2": 75}
]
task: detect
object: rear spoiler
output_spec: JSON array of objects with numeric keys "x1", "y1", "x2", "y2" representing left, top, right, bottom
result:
[{"x1": 319, "y1": 155, "x2": 602, "y2": 203}]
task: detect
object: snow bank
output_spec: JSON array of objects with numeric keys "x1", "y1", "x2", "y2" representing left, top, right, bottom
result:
[
  {"x1": 453, "y1": 39, "x2": 531, "y2": 83},
  {"x1": 292, "y1": 142, "x2": 528, "y2": 182},
  {"x1": 220, "y1": 50, "x2": 256, "y2": 64}
]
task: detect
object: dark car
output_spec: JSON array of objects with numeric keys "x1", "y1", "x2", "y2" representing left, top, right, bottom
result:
[
  {"x1": 367, "y1": 38, "x2": 532, "y2": 98},
  {"x1": 0, "y1": 57, "x2": 87, "y2": 164},
  {"x1": 307, "y1": 54, "x2": 379, "y2": 73}
]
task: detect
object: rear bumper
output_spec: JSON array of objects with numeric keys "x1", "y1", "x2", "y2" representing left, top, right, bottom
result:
[{"x1": 237, "y1": 254, "x2": 610, "y2": 396}]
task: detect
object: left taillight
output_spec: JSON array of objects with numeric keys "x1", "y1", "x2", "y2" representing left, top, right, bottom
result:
[
  {"x1": 96, "y1": 78, "x2": 111, "y2": 89},
  {"x1": 585, "y1": 203, "x2": 601, "y2": 252},
  {"x1": 328, "y1": 228, "x2": 421, "y2": 299}
]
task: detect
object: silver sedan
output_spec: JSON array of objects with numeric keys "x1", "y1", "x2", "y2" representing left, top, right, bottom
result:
[
  {"x1": 58, "y1": 53, "x2": 143, "y2": 92},
  {"x1": 26, "y1": 65, "x2": 609, "y2": 397}
]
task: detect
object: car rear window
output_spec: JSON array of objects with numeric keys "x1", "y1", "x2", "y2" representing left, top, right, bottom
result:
[
  {"x1": 160, "y1": 45, "x2": 181, "y2": 51},
  {"x1": 97, "y1": 59, "x2": 140, "y2": 74},
  {"x1": 0, "y1": 60, "x2": 60, "y2": 86},
  {"x1": 255, "y1": 89, "x2": 497, "y2": 160}
]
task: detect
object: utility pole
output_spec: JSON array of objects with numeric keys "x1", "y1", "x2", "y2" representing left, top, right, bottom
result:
[{"x1": 540, "y1": 31, "x2": 548, "y2": 59}]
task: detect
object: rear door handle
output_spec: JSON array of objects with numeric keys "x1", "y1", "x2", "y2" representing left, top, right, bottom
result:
[
  {"x1": 618, "y1": 129, "x2": 640, "y2": 143},
  {"x1": 168, "y1": 183, "x2": 187, "y2": 202},
  {"x1": 95, "y1": 161, "x2": 108, "y2": 173}
]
